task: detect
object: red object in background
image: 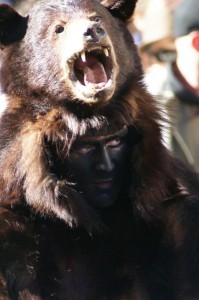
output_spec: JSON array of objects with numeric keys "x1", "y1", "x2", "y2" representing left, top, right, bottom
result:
[{"x1": 192, "y1": 34, "x2": 199, "y2": 52}]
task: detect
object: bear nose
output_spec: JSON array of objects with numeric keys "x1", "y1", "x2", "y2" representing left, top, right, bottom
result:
[{"x1": 83, "y1": 23, "x2": 106, "y2": 43}]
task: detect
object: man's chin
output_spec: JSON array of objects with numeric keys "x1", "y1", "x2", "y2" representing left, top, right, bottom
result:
[{"x1": 87, "y1": 191, "x2": 117, "y2": 209}]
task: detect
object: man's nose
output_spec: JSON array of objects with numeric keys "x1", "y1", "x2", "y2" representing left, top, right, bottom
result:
[{"x1": 95, "y1": 147, "x2": 114, "y2": 172}]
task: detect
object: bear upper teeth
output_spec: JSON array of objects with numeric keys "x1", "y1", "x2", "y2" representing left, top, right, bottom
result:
[
  {"x1": 104, "y1": 48, "x2": 109, "y2": 57},
  {"x1": 80, "y1": 48, "x2": 109, "y2": 63},
  {"x1": 81, "y1": 51, "x2": 86, "y2": 62}
]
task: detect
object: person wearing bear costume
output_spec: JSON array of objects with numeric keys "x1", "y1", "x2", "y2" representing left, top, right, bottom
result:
[{"x1": 1, "y1": 0, "x2": 199, "y2": 299}]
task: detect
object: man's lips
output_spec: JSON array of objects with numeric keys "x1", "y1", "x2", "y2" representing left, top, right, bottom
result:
[{"x1": 92, "y1": 178, "x2": 113, "y2": 189}]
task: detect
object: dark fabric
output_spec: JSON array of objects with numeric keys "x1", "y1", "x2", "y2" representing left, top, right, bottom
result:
[
  {"x1": 173, "y1": 0, "x2": 199, "y2": 37},
  {"x1": 164, "y1": 63, "x2": 199, "y2": 171}
]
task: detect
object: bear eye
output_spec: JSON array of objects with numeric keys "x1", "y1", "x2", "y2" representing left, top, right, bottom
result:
[
  {"x1": 94, "y1": 17, "x2": 101, "y2": 23},
  {"x1": 55, "y1": 25, "x2": 64, "y2": 34},
  {"x1": 90, "y1": 16, "x2": 101, "y2": 23}
]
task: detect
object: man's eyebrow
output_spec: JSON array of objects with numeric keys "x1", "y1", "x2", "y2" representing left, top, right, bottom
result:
[
  {"x1": 78, "y1": 127, "x2": 128, "y2": 143},
  {"x1": 78, "y1": 134, "x2": 121, "y2": 144},
  {"x1": 72, "y1": 140, "x2": 95, "y2": 147}
]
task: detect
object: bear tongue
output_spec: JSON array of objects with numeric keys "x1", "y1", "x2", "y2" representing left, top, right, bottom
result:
[{"x1": 84, "y1": 56, "x2": 107, "y2": 87}]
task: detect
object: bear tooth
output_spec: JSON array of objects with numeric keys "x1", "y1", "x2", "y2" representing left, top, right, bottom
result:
[
  {"x1": 104, "y1": 48, "x2": 109, "y2": 57},
  {"x1": 81, "y1": 52, "x2": 86, "y2": 62}
]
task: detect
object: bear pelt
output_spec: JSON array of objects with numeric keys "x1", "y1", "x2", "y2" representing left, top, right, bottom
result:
[{"x1": 1, "y1": 0, "x2": 199, "y2": 299}]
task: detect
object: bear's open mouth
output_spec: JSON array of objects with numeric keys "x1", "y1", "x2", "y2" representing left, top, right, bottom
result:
[{"x1": 72, "y1": 47, "x2": 113, "y2": 91}]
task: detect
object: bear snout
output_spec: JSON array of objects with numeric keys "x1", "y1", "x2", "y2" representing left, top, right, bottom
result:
[{"x1": 83, "y1": 23, "x2": 106, "y2": 43}]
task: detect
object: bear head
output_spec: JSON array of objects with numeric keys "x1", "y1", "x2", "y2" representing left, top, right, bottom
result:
[{"x1": 0, "y1": 0, "x2": 139, "y2": 106}]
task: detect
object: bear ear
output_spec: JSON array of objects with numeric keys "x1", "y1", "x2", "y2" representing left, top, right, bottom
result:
[
  {"x1": 100, "y1": 0, "x2": 138, "y2": 21},
  {"x1": 0, "y1": 4, "x2": 28, "y2": 46}
]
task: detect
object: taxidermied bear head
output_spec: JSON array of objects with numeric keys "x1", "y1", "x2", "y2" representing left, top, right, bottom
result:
[{"x1": 0, "y1": 0, "x2": 139, "y2": 106}]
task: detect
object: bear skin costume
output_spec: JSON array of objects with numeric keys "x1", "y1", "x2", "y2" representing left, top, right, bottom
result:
[{"x1": 0, "y1": 0, "x2": 199, "y2": 299}]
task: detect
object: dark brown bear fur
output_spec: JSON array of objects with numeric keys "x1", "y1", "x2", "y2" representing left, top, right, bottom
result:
[{"x1": 0, "y1": 0, "x2": 199, "y2": 299}]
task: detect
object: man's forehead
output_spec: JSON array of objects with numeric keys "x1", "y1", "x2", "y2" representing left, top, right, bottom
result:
[{"x1": 78, "y1": 126, "x2": 128, "y2": 143}]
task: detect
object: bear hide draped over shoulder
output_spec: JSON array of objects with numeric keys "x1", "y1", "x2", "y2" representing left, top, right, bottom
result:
[
  {"x1": 0, "y1": 0, "x2": 145, "y2": 231},
  {"x1": 0, "y1": 0, "x2": 199, "y2": 299}
]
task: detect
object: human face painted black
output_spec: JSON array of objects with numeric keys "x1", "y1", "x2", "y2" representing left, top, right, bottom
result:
[{"x1": 63, "y1": 127, "x2": 131, "y2": 209}]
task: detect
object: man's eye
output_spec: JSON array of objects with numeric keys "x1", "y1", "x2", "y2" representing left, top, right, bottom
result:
[
  {"x1": 71, "y1": 145, "x2": 95, "y2": 156},
  {"x1": 106, "y1": 138, "x2": 123, "y2": 148}
]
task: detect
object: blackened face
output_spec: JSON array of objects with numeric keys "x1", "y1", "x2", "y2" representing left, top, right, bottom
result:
[{"x1": 63, "y1": 127, "x2": 131, "y2": 209}]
